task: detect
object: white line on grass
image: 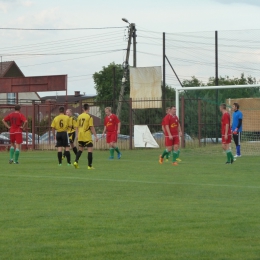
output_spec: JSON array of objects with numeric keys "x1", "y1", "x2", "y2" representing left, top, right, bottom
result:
[{"x1": 0, "y1": 173, "x2": 260, "y2": 190}]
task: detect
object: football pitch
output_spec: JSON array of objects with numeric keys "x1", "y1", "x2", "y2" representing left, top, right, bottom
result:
[{"x1": 1, "y1": 149, "x2": 260, "y2": 260}]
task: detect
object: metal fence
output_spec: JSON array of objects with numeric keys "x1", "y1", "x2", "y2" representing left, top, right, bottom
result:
[{"x1": 0, "y1": 97, "x2": 260, "y2": 154}]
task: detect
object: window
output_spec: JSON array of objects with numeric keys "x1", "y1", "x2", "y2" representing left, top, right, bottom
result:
[{"x1": 7, "y1": 93, "x2": 16, "y2": 104}]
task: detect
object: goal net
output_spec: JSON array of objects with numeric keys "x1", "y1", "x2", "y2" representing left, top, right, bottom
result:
[{"x1": 176, "y1": 86, "x2": 260, "y2": 156}]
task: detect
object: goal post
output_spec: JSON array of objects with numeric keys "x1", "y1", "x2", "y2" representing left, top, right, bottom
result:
[{"x1": 174, "y1": 84, "x2": 260, "y2": 156}]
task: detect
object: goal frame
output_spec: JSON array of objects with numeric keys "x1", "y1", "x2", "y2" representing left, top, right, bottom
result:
[{"x1": 174, "y1": 84, "x2": 260, "y2": 118}]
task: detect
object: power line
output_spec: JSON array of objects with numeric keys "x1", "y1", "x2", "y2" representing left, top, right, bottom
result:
[{"x1": 0, "y1": 26, "x2": 126, "y2": 31}]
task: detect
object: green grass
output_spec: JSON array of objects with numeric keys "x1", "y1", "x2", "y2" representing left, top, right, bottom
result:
[{"x1": 0, "y1": 149, "x2": 260, "y2": 260}]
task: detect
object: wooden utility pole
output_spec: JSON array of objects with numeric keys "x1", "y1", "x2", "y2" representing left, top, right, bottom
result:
[{"x1": 116, "y1": 23, "x2": 134, "y2": 118}]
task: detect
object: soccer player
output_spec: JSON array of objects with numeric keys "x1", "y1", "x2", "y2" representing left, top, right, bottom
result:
[
  {"x1": 62, "y1": 109, "x2": 78, "y2": 159},
  {"x1": 51, "y1": 106, "x2": 71, "y2": 166},
  {"x1": 102, "y1": 107, "x2": 121, "y2": 159},
  {"x1": 159, "y1": 106, "x2": 182, "y2": 166},
  {"x1": 73, "y1": 103, "x2": 98, "y2": 170},
  {"x1": 232, "y1": 103, "x2": 243, "y2": 157},
  {"x1": 220, "y1": 103, "x2": 234, "y2": 164},
  {"x1": 2, "y1": 104, "x2": 27, "y2": 164},
  {"x1": 160, "y1": 107, "x2": 170, "y2": 162}
]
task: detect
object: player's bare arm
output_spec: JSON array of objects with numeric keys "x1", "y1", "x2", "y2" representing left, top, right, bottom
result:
[
  {"x1": 225, "y1": 124, "x2": 229, "y2": 140},
  {"x1": 165, "y1": 125, "x2": 172, "y2": 140},
  {"x1": 21, "y1": 120, "x2": 28, "y2": 130},
  {"x1": 90, "y1": 126, "x2": 99, "y2": 142},
  {"x1": 162, "y1": 125, "x2": 165, "y2": 134},
  {"x1": 178, "y1": 124, "x2": 182, "y2": 137},
  {"x1": 117, "y1": 122, "x2": 121, "y2": 134},
  {"x1": 2, "y1": 119, "x2": 10, "y2": 129},
  {"x1": 102, "y1": 126, "x2": 107, "y2": 137},
  {"x1": 52, "y1": 127, "x2": 56, "y2": 141}
]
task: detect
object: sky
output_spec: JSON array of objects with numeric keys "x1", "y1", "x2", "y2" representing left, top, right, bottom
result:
[{"x1": 0, "y1": 0, "x2": 260, "y2": 97}]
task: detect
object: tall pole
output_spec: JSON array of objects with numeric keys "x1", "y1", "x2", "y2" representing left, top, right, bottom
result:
[
  {"x1": 162, "y1": 32, "x2": 166, "y2": 114},
  {"x1": 113, "y1": 66, "x2": 116, "y2": 112},
  {"x1": 133, "y1": 24, "x2": 137, "y2": 67},
  {"x1": 215, "y1": 30, "x2": 219, "y2": 143},
  {"x1": 116, "y1": 23, "x2": 134, "y2": 118}
]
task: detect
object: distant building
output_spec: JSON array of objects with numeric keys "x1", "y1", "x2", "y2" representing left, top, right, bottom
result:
[
  {"x1": 0, "y1": 61, "x2": 40, "y2": 104},
  {"x1": 41, "y1": 91, "x2": 101, "y2": 123}
]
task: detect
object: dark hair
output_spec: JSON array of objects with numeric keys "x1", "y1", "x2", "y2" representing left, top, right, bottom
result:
[
  {"x1": 233, "y1": 102, "x2": 239, "y2": 109},
  {"x1": 59, "y1": 106, "x2": 65, "y2": 113},
  {"x1": 83, "y1": 103, "x2": 89, "y2": 111},
  {"x1": 14, "y1": 105, "x2": 21, "y2": 111},
  {"x1": 220, "y1": 103, "x2": 226, "y2": 109}
]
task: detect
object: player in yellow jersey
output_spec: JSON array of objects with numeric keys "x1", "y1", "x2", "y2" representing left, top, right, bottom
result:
[
  {"x1": 51, "y1": 106, "x2": 71, "y2": 166},
  {"x1": 62, "y1": 109, "x2": 78, "y2": 159},
  {"x1": 73, "y1": 103, "x2": 99, "y2": 170}
]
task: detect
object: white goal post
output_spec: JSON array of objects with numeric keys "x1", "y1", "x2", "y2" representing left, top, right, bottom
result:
[
  {"x1": 174, "y1": 84, "x2": 260, "y2": 118},
  {"x1": 173, "y1": 83, "x2": 260, "y2": 155}
]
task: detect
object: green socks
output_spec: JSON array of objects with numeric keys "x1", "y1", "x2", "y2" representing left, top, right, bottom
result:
[
  {"x1": 10, "y1": 147, "x2": 14, "y2": 160},
  {"x1": 109, "y1": 148, "x2": 115, "y2": 158},
  {"x1": 115, "y1": 147, "x2": 120, "y2": 154},
  {"x1": 162, "y1": 149, "x2": 169, "y2": 159},
  {"x1": 172, "y1": 151, "x2": 178, "y2": 163},
  {"x1": 14, "y1": 149, "x2": 20, "y2": 163},
  {"x1": 226, "y1": 150, "x2": 234, "y2": 162},
  {"x1": 177, "y1": 149, "x2": 180, "y2": 159}
]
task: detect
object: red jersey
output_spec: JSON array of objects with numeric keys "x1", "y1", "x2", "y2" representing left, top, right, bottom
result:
[
  {"x1": 104, "y1": 114, "x2": 120, "y2": 132},
  {"x1": 161, "y1": 115, "x2": 168, "y2": 126},
  {"x1": 164, "y1": 114, "x2": 179, "y2": 136},
  {"x1": 221, "y1": 112, "x2": 231, "y2": 135},
  {"x1": 4, "y1": 112, "x2": 26, "y2": 133}
]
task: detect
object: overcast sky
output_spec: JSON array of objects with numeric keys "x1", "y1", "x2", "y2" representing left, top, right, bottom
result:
[{"x1": 0, "y1": 0, "x2": 260, "y2": 97}]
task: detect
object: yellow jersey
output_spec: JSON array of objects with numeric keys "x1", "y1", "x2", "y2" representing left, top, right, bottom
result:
[
  {"x1": 67, "y1": 116, "x2": 77, "y2": 134},
  {"x1": 51, "y1": 114, "x2": 70, "y2": 132},
  {"x1": 76, "y1": 113, "x2": 93, "y2": 142}
]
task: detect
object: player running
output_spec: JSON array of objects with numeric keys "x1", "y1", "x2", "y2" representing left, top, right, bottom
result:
[
  {"x1": 2, "y1": 104, "x2": 27, "y2": 164},
  {"x1": 159, "y1": 106, "x2": 182, "y2": 166},
  {"x1": 51, "y1": 106, "x2": 71, "y2": 166},
  {"x1": 73, "y1": 104, "x2": 98, "y2": 170},
  {"x1": 62, "y1": 109, "x2": 78, "y2": 159},
  {"x1": 102, "y1": 107, "x2": 122, "y2": 160},
  {"x1": 220, "y1": 103, "x2": 234, "y2": 164}
]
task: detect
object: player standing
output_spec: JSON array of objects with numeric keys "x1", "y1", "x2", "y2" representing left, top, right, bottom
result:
[
  {"x1": 102, "y1": 107, "x2": 121, "y2": 159},
  {"x1": 62, "y1": 109, "x2": 78, "y2": 159},
  {"x1": 159, "y1": 106, "x2": 182, "y2": 166},
  {"x1": 51, "y1": 106, "x2": 71, "y2": 166},
  {"x1": 73, "y1": 104, "x2": 98, "y2": 170},
  {"x1": 232, "y1": 103, "x2": 243, "y2": 157},
  {"x1": 2, "y1": 104, "x2": 27, "y2": 164},
  {"x1": 159, "y1": 107, "x2": 170, "y2": 162},
  {"x1": 220, "y1": 103, "x2": 234, "y2": 164}
]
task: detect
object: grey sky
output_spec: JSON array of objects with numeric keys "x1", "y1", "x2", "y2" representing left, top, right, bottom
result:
[{"x1": 0, "y1": 0, "x2": 260, "y2": 96}]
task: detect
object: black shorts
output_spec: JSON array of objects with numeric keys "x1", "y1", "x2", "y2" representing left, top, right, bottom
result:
[
  {"x1": 68, "y1": 132, "x2": 76, "y2": 143},
  {"x1": 56, "y1": 132, "x2": 70, "y2": 148},
  {"x1": 78, "y1": 141, "x2": 93, "y2": 148}
]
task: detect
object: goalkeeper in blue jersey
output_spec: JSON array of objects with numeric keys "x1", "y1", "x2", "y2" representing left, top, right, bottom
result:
[{"x1": 232, "y1": 103, "x2": 243, "y2": 157}]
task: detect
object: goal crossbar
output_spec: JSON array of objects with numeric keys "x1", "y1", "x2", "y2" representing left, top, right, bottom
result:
[{"x1": 174, "y1": 84, "x2": 260, "y2": 118}]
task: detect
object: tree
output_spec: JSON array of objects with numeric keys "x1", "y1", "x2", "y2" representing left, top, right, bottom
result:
[{"x1": 93, "y1": 63, "x2": 129, "y2": 102}]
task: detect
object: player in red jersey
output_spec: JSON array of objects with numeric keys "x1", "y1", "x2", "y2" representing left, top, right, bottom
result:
[
  {"x1": 2, "y1": 105, "x2": 27, "y2": 164},
  {"x1": 159, "y1": 106, "x2": 182, "y2": 166},
  {"x1": 160, "y1": 107, "x2": 170, "y2": 162},
  {"x1": 102, "y1": 107, "x2": 121, "y2": 159},
  {"x1": 220, "y1": 103, "x2": 234, "y2": 164}
]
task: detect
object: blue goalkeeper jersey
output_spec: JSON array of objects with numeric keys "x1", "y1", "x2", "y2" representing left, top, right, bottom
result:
[{"x1": 232, "y1": 110, "x2": 243, "y2": 132}]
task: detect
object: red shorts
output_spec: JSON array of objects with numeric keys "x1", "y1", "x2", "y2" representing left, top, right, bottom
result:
[
  {"x1": 165, "y1": 136, "x2": 179, "y2": 147},
  {"x1": 106, "y1": 132, "x2": 117, "y2": 143},
  {"x1": 10, "y1": 132, "x2": 23, "y2": 144},
  {"x1": 222, "y1": 135, "x2": 231, "y2": 144}
]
